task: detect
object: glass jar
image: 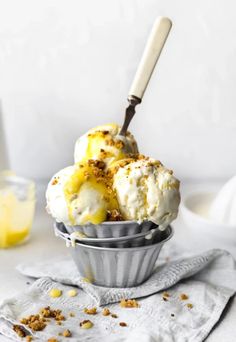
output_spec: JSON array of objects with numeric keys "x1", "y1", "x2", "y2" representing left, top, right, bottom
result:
[{"x1": 0, "y1": 174, "x2": 35, "y2": 248}]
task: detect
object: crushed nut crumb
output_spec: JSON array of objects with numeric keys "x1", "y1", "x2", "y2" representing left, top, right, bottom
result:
[
  {"x1": 28, "y1": 320, "x2": 46, "y2": 331},
  {"x1": 119, "y1": 322, "x2": 127, "y2": 327},
  {"x1": 26, "y1": 336, "x2": 33, "y2": 342},
  {"x1": 47, "y1": 338, "x2": 58, "y2": 342},
  {"x1": 107, "y1": 209, "x2": 123, "y2": 221},
  {"x1": 162, "y1": 292, "x2": 170, "y2": 298},
  {"x1": 102, "y1": 308, "x2": 110, "y2": 316},
  {"x1": 63, "y1": 329, "x2": 72, "y2": 337},
  {"x1": 13, "y1": 325, "x2": 26, "y2": 338},
  {"x1": 120, "y1": 299, "x2": 139, "y2": 308},
  {"x1": 186, "y1": 303, "x2": 193, "y2": 309},
  {"x1": 51, "y1": 178, "x2": 58, "y2": 185},
  {"x1": 56, "y1": 314, "x2": 65, "y2": 321},
  {"x1": 69, "y1": 312, "x2": 75, "y2": 317},
  {"x1": 84, "y1": 307, "x2": 97, "y2": 315},
  {"x1": 180, "y1": 294, "x2": 189, "y2": 301},
  {"x1": 111, "y1": 314, "x2": 118, "y2": 318}
]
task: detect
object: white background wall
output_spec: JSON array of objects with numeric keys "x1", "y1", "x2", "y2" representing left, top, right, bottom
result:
[{"x1": 0, "y1": 0, "x2": 236, "y2": 182}]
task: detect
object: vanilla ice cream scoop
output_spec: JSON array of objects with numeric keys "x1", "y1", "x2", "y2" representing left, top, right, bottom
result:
[
  {"x1": 46, "y1": 161, "x2": 120, "y2": 226},
  {"x1": 111, "y1": 156, "x2": 180, "y2": 229},
  {"x1": 74, "y1": 123, "x2": 138, "y2": 167},
  {"x1": 209, "y1": 175, "x2": 236, "y2": 225}
]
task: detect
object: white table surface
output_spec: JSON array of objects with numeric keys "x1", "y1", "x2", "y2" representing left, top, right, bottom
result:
[{"x1": 0, "y1": 181, "x2": 236, "y2": 341}]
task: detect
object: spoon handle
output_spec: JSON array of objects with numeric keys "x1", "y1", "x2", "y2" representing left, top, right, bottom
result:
[{"x1": 128, "y1": 17, "x2": 172, "y2": 101}]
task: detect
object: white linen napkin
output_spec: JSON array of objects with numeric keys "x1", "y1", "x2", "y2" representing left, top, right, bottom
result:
[{"x1": 0, "y1": 248, "x2": 236, "y2": 341}]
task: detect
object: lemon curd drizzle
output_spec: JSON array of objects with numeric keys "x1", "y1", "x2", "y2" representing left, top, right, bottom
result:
[
  {"x1": 63, "y1": 160, "x2": 119, "y2": 225},
  {"x1": 85, "y1": 126, "x2": 127, "y2": 165}
]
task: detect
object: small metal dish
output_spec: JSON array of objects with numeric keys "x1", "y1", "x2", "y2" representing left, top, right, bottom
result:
[
  {"x1": 55, "y1": 224, "x2": 173, "y2": 287},
  {"x1": 55, "y1": 222, "x2": 161, "y2": 248},
  {"x1": 64, "y1": 220, "x2": 154, "y2": 238}
]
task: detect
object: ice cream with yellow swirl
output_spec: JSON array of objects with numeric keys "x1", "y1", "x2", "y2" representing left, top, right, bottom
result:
[
  {"x1": 46, "y1": 124, "x2": 180, "y2": 227},
  {"x1": 46, "y1": 160, "x2": 121, "y2": 226},
  {"x1": 74, "y1": 123, "x2": 138, "y2": 167}
]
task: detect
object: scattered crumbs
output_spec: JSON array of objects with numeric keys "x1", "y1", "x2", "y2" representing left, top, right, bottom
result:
[
  {"x1": 49, "y1": 288, "x2": 62, "y2": 298},
  {"x1": 26, "y1": 336, "x2": 33, "y2": 342},
  {"x1": 162, "y1": 292, "x2": 170, "y2": 301},
  {"x1": 162, "y1": 292, "x2": 170, "y2": 298},
  {"x1": 13, "y1": 325, "x2": 26, "y2": 338},
  {"x1": 58, "y1": 332, "x2": 62, "y2": 336},
  {"x1": 186, "y1": 303, "x2": 193, "y2": 309},
  {"x1": 120, "y1": 299, "x2": 139, "y2": 308},
  {"x1": 55, "y1": 314, "x2": 65, "y2": 321},
  {"x1": 119, "y1": 322, "x2": 127, "y2": 327},
  {"x1": 69, "y1": 312, "x2": 75, "y2": 317},
  {"x1": 47, "y1": 338, "x2": 58, "y2": 342},
  {"x1": 102, "y1": 308, "x2": 110, "y2": 316},
  {"x1": 26, "y1": 282, "x2": 31, "y2": 285},
  {"x1": 51, "y1": 178, "x2": 58, "y2": 185},
  {"x1": 63, "y1": 329, "x2": 72, "y2": 337},
  {"x1": 20, "y1": 315, "x2": 46, "y2": 332},
  {"x1": 56, "y1": 321, "x2": 62, "y2": 326},
  {"x1": 171, "y1": 313, "x2": 175, "y2": 317},
  {"x1": 84, "y1": 307, "x2": 97, "y2": 315},
  {"x1": 80, "y1": 320, "x2": 93, "y2": 329},
  {"x1": 67, "y1": 289, "x2": 78, "y2": 297},
  {"x1": 180, "y1": 293, "x2": 189, "y2": 301},
  {"x1": 111, "y1": 314, "x2": 118, "y2": 319}
]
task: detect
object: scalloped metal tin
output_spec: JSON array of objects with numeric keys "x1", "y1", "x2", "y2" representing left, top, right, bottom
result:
[
  {"x1": 55, "y1": 222, "x2": 162, "y2": 248},
  {"x1": 55, "y1": 223, "x2": 173, "y2": 287},
  {"x1": 64, "y1": 220, "x2": 154, "y2": 238}
]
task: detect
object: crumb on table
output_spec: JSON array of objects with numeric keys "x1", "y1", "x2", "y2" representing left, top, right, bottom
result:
[
  {"x1": 119, "y1": 322, "x2": 127, "y2": 327},
  {"x1": 120, "y1": 299, "x2": 139, "y2": 308},
  {"x1": 102, "y1": 308, "x2": 110, "y2": 316},
  {"x1": 63, "y1": 329, "x2": 72, "y2": 337},
  {"x1": 180, "y1": 293, "x2": 189, "y2": 301},
  {"x1": 13, "y1": 325, "x2": 26, "y2": 338},
  {"x1": 84, "y1": 307, "x2": 97, "y2": 315},
  {"x1": 111, "y1": 314, "x2": 118, "y2": 318}
]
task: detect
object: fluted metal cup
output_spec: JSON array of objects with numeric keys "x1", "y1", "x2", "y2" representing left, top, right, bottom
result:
[
  {"x1": 55, "y1": 223, "x2": 173, "y2": 287},
  {"x1": 55, "y1": 222, "x2": 161, "y2": 248},
  {"x1": 64, "y1": 220, "x2": 154, "y2": 238}
]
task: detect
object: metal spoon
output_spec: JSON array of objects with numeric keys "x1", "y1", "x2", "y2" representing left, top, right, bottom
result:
[{"x1": 120, "y1": 17, "x2": 172, "y2": 136}]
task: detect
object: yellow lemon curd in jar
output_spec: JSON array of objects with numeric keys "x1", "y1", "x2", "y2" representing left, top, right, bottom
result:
[
  {"x1": 63, "y1": 160, "x2": 120, "y2": 225},
  {"x1": 0, "y1": 187, "x2": 35, "y2": 248}
]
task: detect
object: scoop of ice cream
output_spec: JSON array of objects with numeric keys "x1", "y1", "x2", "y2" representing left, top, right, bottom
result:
[
  {"x1": 46, "y1": 161, "x2": 121, "y2": 226},
  {"x1": 74, "y1": 123, "x2": 138, "y2": 167},
  {"x1": 209, "y1": 175, "x2": 236, "y2": 225},
  {"x1": 111, "y1": 156, "x2": 180, "y2": 229}
]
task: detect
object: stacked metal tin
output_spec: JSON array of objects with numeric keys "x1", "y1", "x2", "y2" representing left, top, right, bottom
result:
[{"x1": 55, "y1": 221, "x2": 173, "y2": 288}]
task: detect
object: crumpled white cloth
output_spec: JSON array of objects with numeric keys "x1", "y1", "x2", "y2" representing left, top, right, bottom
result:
[{"x1": 0, "y1": 249, "x2": 236, "y2": 341}]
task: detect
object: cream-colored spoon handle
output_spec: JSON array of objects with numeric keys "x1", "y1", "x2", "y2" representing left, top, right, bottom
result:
[{"x1": 129, "y1": 17, "x2": 172, "y2": 100}]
